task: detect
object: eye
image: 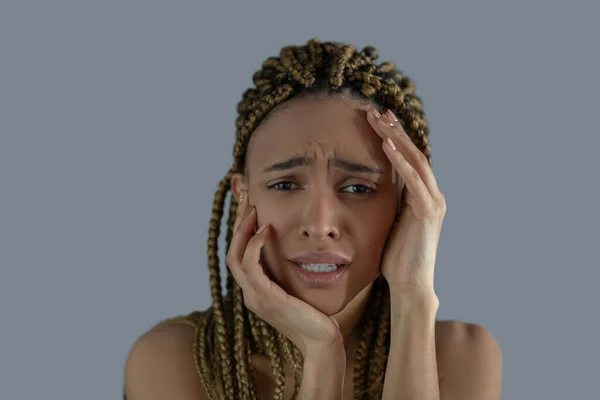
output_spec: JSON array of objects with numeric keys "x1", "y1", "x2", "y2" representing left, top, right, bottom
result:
[
  {"x1": 269, "y1": 181, "x2": 298, "y2": 191},
  {"x1": 341, "y1": 184, "x2": 374, "y2": 195},
  {"x1": 268, "y1": 182, "x2": 375, "y2": 195}
]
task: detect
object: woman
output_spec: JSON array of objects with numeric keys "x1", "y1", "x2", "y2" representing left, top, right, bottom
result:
[{"x1": 123, "y1": 38, "x2": 503, "y2": 400}]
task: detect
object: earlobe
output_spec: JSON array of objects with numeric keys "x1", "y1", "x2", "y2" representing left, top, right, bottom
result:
[{"x1": 230, "y1": 172, "x2": 249, "y2": 204}]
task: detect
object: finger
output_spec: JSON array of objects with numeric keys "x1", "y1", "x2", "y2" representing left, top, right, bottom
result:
[
  {"x1": 384, "y1": 109, "x2": 442, "y2": 196},
  {"x1": 382, "y1": 109, "x2": 439, "y2": 196},
  {"x1": 226, "y1": 205, "x2": 257, "y2": 287},
  {"x1": 240, "y1": 224, "x2": 273, "y2": 292},
  {"x1": 233, "y1": 190, "x2": 248, "y2": 234},
  {"x1": 367, "y1": 108, "x2": 442, "y2": 197},
  {"x1": 383, "y1": 138, "x2": 435, "y2": 212}
]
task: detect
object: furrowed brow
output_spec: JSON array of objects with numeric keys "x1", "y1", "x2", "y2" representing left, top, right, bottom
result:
[{"x1": 262, "y1": 156, "x2": 381, "y2": 175}]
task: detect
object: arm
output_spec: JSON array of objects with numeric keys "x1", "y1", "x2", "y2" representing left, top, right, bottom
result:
[
  {"x1": 382, "y1": 292, "x2": 441, "y2": 400},
  {"x1": 298, "y1": 342, "x2": 347, "y2": 400},
  {"x1": 124, "y1": 323, "x2": 209, "y2": 400},
  {"x1": 382, "y1": 292, "x2": 503, "y2": 400}
]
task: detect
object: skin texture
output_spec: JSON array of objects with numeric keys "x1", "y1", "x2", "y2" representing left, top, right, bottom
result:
[{"x1": 231, "y1": 96, "x2": 401, "y2": 343}]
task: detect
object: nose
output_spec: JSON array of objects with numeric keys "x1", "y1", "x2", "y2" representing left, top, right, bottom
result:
[{"x1": 298, "y1": 189, "x2": 341, "y2": 242}]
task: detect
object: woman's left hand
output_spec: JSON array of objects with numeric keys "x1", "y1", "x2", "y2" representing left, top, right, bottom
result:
[{"x1": 367, "y1": 108, "x2": 447, "y2": 298}]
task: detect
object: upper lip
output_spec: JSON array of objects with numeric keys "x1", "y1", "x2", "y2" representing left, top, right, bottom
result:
[{"x1": 289, "y1": 252, "x2": 351, "y2": 265}]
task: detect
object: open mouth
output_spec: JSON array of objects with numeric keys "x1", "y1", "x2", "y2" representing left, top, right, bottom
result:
[
  {"x1": 289, "y1": 262, "x2": 351, "y2": 286},
  {"x1": 296, "y1": 263, "x2": 346, "y2": 273}
]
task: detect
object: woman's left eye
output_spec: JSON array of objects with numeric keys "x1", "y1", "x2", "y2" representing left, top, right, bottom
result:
[
  {"x1": 342, "y1": 184, "x2": 373, "y2": 194},
  {"x1": 270, "y1": 181, "x2": 297, "y2": 191}
]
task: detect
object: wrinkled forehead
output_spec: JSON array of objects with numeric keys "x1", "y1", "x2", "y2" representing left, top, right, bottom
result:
[{"x1": 247, "y1": 97, "x2": 382, "y2": 167}]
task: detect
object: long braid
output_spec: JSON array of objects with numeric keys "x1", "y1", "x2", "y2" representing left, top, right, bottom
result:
[
  {"x1": 196, "y1": 307, "x2": 217, "y2": 400},
  {"x1": 366, "y1": 280, "x2": 392, "y2": 399},
  {"x1": 192, "y1": 38, "x2": 433, "y2": 399},
  {"x1": 353, "y1": 278, "x2": 386, "y2": 399},
  {"x1": 206, "y1": 171, "x2": 238, "y2": 399}
]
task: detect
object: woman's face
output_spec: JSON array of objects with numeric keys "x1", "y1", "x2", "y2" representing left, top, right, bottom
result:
[{"x1": 231, "y1": 96, "x2": 401, "y2": 316}]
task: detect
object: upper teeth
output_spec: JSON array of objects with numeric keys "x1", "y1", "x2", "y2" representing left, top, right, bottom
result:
[{"x1": 298, "y1": 263, "x2": 341, "y2": 273}]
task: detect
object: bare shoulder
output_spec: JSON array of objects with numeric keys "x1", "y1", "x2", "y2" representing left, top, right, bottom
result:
[
  {"x1": 124, "y1": 321, "x2": 208, "y2": 400},
  {"x1": 435, "y1": 319, "x2": 503, "y2": 400}
]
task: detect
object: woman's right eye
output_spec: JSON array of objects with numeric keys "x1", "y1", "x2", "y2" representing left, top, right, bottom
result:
[{"x1": 269, "y1": 181, "x2": 297, "y2": 191}]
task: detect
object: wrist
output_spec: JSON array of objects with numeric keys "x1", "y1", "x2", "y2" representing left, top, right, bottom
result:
[
  {"x1": 390, "y1": 289, "x2": 439, "y2": 318},
  {"x1": 299, "y1": 344, "x2": 346, "y2": 399},
  {"x1": 302, "y1": 339, "x2": 346, "y2": 365},
  {"x1": 300, "y1": 332, "x2": 344, "y2": 358}
]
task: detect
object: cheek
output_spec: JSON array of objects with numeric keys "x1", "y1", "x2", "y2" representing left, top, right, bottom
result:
[
  {"x1": 253, "y1": 207, "x2": 289, "y2": 260},
  {"x1": 355, "y1": 208, "x2": 396, "y2": 252},
  {"x1": 255, "y1": 206, "x2": 288, "y2": 233}
]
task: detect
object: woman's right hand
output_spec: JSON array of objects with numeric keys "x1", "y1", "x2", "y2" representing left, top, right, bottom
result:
[{"x1": 225, "y1": 190, "x2": 344, "y2": 357}]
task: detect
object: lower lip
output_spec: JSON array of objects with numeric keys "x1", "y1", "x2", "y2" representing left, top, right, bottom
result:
[{"x1": 290, "y1": 262, "x2": 350, "y2": 287}]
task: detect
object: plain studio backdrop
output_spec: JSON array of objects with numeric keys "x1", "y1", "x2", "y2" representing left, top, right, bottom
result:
[{"x1": 1, "y1": 1, "x2": 598, "y2": 399}]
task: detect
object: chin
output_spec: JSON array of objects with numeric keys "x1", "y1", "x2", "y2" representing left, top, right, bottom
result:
[
  {"x1": 265, "y1": 258, "x2": 376, "y2": 317},
  {"x1": 298, "y1": 294, "x2": 349, "y2": 317}
]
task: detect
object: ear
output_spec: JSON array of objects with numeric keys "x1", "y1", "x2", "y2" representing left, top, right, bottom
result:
[{"x1": 231, "y1": 172, "x2": 249, "y2": 203}]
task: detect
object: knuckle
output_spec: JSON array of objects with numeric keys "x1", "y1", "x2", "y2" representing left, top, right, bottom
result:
[
  {"x1": 435, "y1": 193, "x2": 447, "y2": 212},
  {"x1": 243, "y1": 294, "x2": 257, "y2": 311},
  {"x1": 439, "y1": 193, "x2": 447, "y2": 205},
  {"x1": 244, "y1": 300, "x2": 255, "y2": 312},
  {"x1": 410, "y1": 168, "x2": 421, "y2": 182}
]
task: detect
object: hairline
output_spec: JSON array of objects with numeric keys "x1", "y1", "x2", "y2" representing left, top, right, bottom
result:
[{"x1": 243, "y1": 90, "x2": 382, "y2": 179}]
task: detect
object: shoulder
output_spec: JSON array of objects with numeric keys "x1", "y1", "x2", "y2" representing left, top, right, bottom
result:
[
  {"x1": 435, "y1": 319, "x2": 503, "y2": 400},
  {"x1": 124, "y1": 314, "x2": 208, "y2": 400}
]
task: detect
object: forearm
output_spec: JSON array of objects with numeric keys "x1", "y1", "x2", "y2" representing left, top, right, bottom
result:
[
  {"x1": 298, "y1": 344, "x2": 346, "y2": 400},
  {"x1": 382, "y1": 292, "x2": 440, "y2": 400}
]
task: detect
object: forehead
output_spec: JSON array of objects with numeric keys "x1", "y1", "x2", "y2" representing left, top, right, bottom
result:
[{"x1": 247, "y1": 97, "x2": 383, "y2": 167}]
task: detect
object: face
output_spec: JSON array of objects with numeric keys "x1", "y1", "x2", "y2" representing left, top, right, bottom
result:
[{"x1": 231, "y1": 96, "x2": 401, "y2": 316}]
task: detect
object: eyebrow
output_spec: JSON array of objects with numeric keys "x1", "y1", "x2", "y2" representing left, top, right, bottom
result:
[{"x1": 261, "y1": 156, "x2": 382, "y2": 175}]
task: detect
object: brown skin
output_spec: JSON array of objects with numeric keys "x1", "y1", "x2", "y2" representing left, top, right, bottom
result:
[{"x1": 230, "y1": 96, "x2": 401, "y2": 347}]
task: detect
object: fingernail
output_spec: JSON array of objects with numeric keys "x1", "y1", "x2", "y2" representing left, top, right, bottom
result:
[
  {"x1": 386, "y1": 137, "x2": 396, "y2": 150},
  {"x1": 239, "y1": 190, "x2": 245, "y2": 203},
  {"x1": 370, "y1": 109, "x2": 381, "y2": 119},
  {"x1": 386, "y1": 109, "x2": 398, "y2": 122},
  {"x1": 380, "y1": 113, "x2": 394, "y2": 127},
  {"x1": 256, "y1": 224, "x2": 266, "y2": 234}
]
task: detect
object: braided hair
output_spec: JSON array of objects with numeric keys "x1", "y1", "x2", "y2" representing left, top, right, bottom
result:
[{"x1": 194, "y1": 38, "x2": 432, "y2": 400}]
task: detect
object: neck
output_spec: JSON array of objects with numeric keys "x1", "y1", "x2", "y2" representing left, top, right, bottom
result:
[{"x1": 331, "y1": 279, "x2": 378, "y2": 355}]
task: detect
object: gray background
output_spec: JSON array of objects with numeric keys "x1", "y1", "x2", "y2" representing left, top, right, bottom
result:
[{"x1": 1, "y1": 1, "x2": 598, "y2": 399}]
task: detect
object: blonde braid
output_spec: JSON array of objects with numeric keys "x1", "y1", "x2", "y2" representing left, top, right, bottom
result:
[
  {"x1": 192, "y1": 38, "x2": 433, "y2": 399},
  {"x1": 353, "y1": 278, "x2": 385, "y2": 399},
  {"x1": 366, "y1": 280, "x2": 392, "y2": 398},
  {"x1": 206, "y1": 171, "x2": 238, "y2": 399},
  {"x1": 260, "y1": 321, "x2": 286, "y2": 399}
]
